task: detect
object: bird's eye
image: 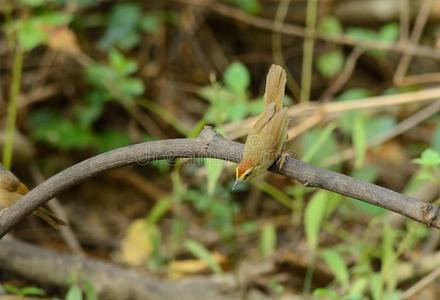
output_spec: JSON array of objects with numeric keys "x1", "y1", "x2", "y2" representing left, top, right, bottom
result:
[{"x1": 244, "y1": 173, "x2": 250, "y2": 179}]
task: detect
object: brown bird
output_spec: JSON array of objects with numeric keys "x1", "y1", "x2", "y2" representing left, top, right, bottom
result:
[
  {"x1": 234, "y1": 64, "x2": 289, "y2": 189},
  {"x1": 0, "y1": 164, "x2": 65, "y2": 229}
]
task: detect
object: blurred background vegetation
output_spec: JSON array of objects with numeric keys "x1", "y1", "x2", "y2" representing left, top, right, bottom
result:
[{"x1": 1, "y1": 0, "x2": 440, "y2": 299}]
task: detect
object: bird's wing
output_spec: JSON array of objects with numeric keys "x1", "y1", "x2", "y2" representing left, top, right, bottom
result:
[
  {"x1": 0, "y1": 176, "x2": 28, "y2": 195},
  {"x1": 262, "y1": 107, "x2": 289, "y2": 151},
  {"x1": 252, "y1": 102, "x2": 276, "y2": 132}
]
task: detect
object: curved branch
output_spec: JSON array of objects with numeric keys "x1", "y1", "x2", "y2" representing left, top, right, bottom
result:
[{"x1": 0, "y1": 126, "x2": 438, "y2": 237}]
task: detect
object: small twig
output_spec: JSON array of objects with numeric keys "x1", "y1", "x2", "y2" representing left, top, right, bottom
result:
[
  {"x1": 0, "y1": 126, "x2": 439, "y2": 237},
  {"x1": 322, "y1": 100, "x2": 440, "y2": 167},
  {"x1": 107, "y1": 169, "x2": 167, "y2": 201},
  {"x1": 176, "y1": 0, "x2": 440, "y2": 60},
  {"x1": 401, "y1": 266, "x2": 440, "y2": 299},
  {"x1": 394, "y1": 0, "x2": 433, "y2": 83},
  {"x1": 272, "y1": 0, "x2": 300, "y2": 101},
  {"x1": 300, "y1": 0, "x2": 318, "y2": 103},
  {"x1": 286, "y1": 110, "x2": 324, "y2": 141},
  {"x1": 222, "y1": 87, "x2": 440, "y2": 140},
  {"x1": 29, "y1": 164, "x2": 84, "y2": 255},
  {"x1": 3, "y1": 45, "x2": 24, "y2": 169},
  {"x1": 399, "y1": 0, "x2": 410, "y2": 43},
  {"x1": 397, "y1": 72, "x2": 440, "y2": 85},
  {"x1": 319, "y1": 47, "x2": 365, "y2": 102}
]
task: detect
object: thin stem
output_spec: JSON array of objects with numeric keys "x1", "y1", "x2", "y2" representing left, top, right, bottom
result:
[
  {"x1": 303, "y1": 252, "x2": 316, "y2": 294},
  {"x1": 300, "y1": 0, "x2": 318, "y2": 103},
  {"x1": 3, "y1": 45, "x2": 24, "y2": 169},
  {"x1": 272, "y1": 0, "x2": 300, "y2": 101}
]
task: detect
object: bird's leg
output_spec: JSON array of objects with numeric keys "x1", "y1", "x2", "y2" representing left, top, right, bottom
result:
[
  {"x1": 0, "y1": 207, "x2": 8, "y2": 218},
  {"x1": 276, "y1": 142, "x2": 289, "y2": 170}
]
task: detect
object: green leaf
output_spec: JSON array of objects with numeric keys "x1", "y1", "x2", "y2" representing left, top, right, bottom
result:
[
  {"x1": 75, "y1": 92, "x2": 105, "y2": 127},
  {"x1": 351, "y1": 165, "x2": 378, "y2": 183},
  {"x1": 321, "y1": 249, "x2": 349, "y2": 288},
  {"x1": 120, "y1": 77, "x2": 145, "y2": 98},
  {"x1": 224, "y1": 62, "x2": 250, "y2": 95},
  {"x1": 30, "y1": 110, "x2": 96, "y2": 150},
  {"x1": 18, "y1": 19, "x2": 48, "y2": 51},
  {"x1": 353, "y1": 115, "x2": 367, "y2": 168},
  {"x1": 141, "y1": 14, "x2": 160, "y2": 33},
  {"x1": 3, "y1": 284, "x2": 20, "y2": 295},
  {"x1": 413, "y1": 148, "x2": 440, "y2": 167},
  {"x1": 39, "y1": 12, "x2": 72, "y2": 26},
  {"x1": 302, "y1": 123, "x2": 337, "y2": 164},
  {"x1": 346, "y1": 24, "x2": 398, "y2": 58},
  {"x1": 19, "y1": 0, "x2": 45, "y2": 6},
  {"x1": 248, "y1": 97, "x2": 264, "y2": 115},
  {"x1": 364, "y1": 115, "x2": 396, "y2": 139},
  {"x1": 313, "y1": 288, "x2": 339, "y2": 299},
  {"x1": 337, "y1": 88, "x2": 371, "y2": 101},
  {"x1": 382, "y1": 225, "x2": 397, "y2": 289},
  {"x1": 83, "y1": 281, "x2": 98, "y2": 300},
  {"x1": 260, "y1": 223, "x2": 277, "y2": 257},
  {"x1": 227, "y1": 102, "x2": 248, "y2": 121},
  {"x1": 351, "y1": 198, "x2": 386, "y2": 215},
  {"x1": 99, "y1": 3, "x2": 142, "y2": 49},
  {"x1": 319, "y1": 16, "x2": 343, "y2": 36},
  {"x1": 109, "y1": 49, "x2": 138, "y2": 76},
  {"x1": 65, "y1": 284, "x2": 83, "y2": 300},
  {"x1": 325, "y1": 192, "x2": 343, "y2": 218},
  {"x1": 199, "y1": 85, "x2": 234, "y2": 104},
  {"x1": 369, "y1": 273, "x2": 382, "y2": 300},
  {"x1": 431, "y1": 121, "x2": 440, "y2": 152},
  {"x1": 19, "y1": 286, "x2": 46, "y2": 296},
  {"x1": 184, "y1": 239, "x2": 223, "y2": 274},
  {"x1": 240, "y1": 221, "x2": 258, "y2": 234},
  {"x1": 348, "y1": 277, "x2": 368, "y2": 298},
  {"x1": 205, "y1": 158, "x2": 224, "y2": 195},
  {"x1": 95, "y1": 130, "x2": 131, "y2": 152},
  {"x1": 3, "y1": 284, "x2": 46, "y2": 297},
  {"x1": 199, "y1": 85, "x2": 239, "y2": 124},
  {"x1": 86, "y1": 63, "x2": 115, "y2": 89},
  {"x1": 304, "y1": 191, "x2": 328, "y2": 250},
  {"x1": 379, "y1": 23, "x2": 399, "y2": 42},
  {"x1": 317, "y1": 50, "x2": 345, "y2": 78},
  {"x1": 231, "y1": 0, "x2": 261, "y2": 15},
  {"x1": 146, "y1": 198, "x2": 172, "y2": 225},
  {"x1": 346, "y1": 27, "x2": 378, "y2": 41}
]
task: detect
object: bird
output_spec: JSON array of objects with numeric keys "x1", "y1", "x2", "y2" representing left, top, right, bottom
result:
[
  {"x1": 233, "y1": 64, "x2": 289, "y2": 190},
  {"x1": 0, "y1": 163, "x2": 66, "y2": 229}
]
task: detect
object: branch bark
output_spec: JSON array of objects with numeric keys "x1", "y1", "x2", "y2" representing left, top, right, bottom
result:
[
  {"x1": 0, "y1": 126, "x2": 438, "y2": 237},
  {"x1": 0, "y1": 238, "x2": 246, "y2": 300}
]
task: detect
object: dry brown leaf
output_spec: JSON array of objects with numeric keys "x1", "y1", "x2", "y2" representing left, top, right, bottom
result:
[
  {"x1": 169, "y1": 252, "x2": 227, "y2": 279},
  {"x1": 119, "y1": 219, "x2": 154, "y2": 266},
  {"x1": 45, "y1": 26, "x2": 80, "y2": 54}
]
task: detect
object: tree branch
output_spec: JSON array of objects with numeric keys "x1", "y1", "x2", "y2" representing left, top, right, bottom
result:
[
  {"x1": 0, "y1": 126, "x2": 438, "y2": 237},
  {"x1": 0, "y1": 238, "x2": 246, "y2": 300}
]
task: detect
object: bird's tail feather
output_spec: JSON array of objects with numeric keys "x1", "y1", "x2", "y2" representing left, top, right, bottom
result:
[
  {"x1": 33, "y1": 207, "x2": 66, "y2": 229},
  {"x1": 263, "y1": 64, "x2": 287, "y2": 111}
]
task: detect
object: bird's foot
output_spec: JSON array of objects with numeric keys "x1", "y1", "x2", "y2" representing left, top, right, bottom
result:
[
  {"x1": 276, "y1": 152, "x2": 289, "y2": 170},
  {"x1": 0, "y1": 208, "x2": 8, "y2": 218}
]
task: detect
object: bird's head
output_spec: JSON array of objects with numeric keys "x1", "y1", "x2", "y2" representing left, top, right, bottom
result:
[{"x1": 233, "y1": 159, "x2": 255, "y2": 190}]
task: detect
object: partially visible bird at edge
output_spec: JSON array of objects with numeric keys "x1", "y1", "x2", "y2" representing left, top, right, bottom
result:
[{"x1": 0, "y1": 163, "x2": 66, "y2": 229}]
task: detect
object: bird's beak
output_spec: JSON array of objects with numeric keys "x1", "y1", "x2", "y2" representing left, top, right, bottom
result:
[{"x1": 232, "y1": 179, "x2": 243, "y2": 191}]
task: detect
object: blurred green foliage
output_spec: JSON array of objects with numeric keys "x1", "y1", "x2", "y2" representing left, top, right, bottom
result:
[{"x1": 2, "y1": 2, "x2": 439, "y2": 299}]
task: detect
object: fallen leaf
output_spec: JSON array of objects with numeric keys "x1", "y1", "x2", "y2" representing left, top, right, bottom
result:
[{"x1": 119, "y1": 219, "x2": 155, "y2": 266}]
